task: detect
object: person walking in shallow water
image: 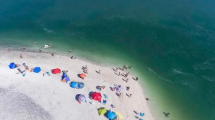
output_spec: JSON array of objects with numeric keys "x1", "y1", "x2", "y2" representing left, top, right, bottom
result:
[{"x1": 164, "y1": 112, "x2": 170, "y2": 117}]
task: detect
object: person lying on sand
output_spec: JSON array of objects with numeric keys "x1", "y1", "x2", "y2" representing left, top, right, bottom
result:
[
  {"x1": 111, "y1": 104, "x2": 115, "y2": 108},
  {"x1": 134, "y1": 111, "x2": 140, "y2": 115},
  {"x1": 126, "y1": 86, "x2": 130, "y2": 91}
]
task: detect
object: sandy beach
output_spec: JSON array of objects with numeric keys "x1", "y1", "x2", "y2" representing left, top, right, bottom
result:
[{"x1": 0, "y1": 50, "x2": 154, "y2": 120}]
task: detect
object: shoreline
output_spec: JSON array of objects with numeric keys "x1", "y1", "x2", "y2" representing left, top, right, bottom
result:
[{"x1": 0, "y1": 49, "x2": 155, "y2": 120}]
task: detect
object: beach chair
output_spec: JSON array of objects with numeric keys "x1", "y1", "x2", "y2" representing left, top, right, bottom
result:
[{"x1": 103, "y1": 100, "x2": 107, "y2": 105}]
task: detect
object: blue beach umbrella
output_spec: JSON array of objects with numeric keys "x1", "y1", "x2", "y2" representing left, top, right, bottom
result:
[
  {"x1": 9, "y1": 62, "x2": 17, "y2": 69},
  {"x1": 33, "y1": 67, "x2": 41, "y2": 73},
  {"x1": 70, "y1": 82, "x2": 78, "y2": 88},
  {"x1": 107, "y1": 111, "x2": 117, "y2": 119},
  {"x1": 78, "y1": 82, "x2": 84, "y2": 89}
]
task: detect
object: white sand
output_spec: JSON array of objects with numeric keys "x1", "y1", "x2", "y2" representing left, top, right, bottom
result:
[{"x1": 0, "y1": 50, "x2": 154, "y2": 120}]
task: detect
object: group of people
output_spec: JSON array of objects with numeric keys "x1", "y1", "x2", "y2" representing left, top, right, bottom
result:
[{"x1": 19, "y1": 44, "x2": 170, "y2": 119}]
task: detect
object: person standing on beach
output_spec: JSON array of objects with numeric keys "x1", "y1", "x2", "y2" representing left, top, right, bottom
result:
[
  {"x1": 98, "y1": 70, "x2": 101, "y2": 74},
  {"x1": 126, "y1": 78, "x2": 129, "y2": 82},
  {"x1": 125, "y1": 72, "x2": 129, "y2": 78},
  {"x1": 39, "y1": 48, "x2": 42, "y2": 52},
  {"x1": 20, "y1": 54, "x2": 23, "y2": 58},
  {"x1": 146, "y1": 98, "x2": 150, "y2": 101},
  {"x1": 122, "y1": 67, "x2": 125, "y2": 71},
  {"x1": 136, "y1": 77, "x2": 138, "y2": 81},
  {"x1": 118, "y1": 72, "x2": 121, "y2": 76},
  {"x1": 23, "y1": 46, "x2": 26, "y2": 50},
  {"x1": 129, "y1": 94, "x2": 132, "y2": 97},
  {"x1": 116, "y1": 68, "x2": 118, "y2": 72}
]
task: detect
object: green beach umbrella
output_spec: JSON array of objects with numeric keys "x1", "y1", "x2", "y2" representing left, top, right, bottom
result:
[{"x1": 98, "y1": 108, "x2": 107, "y2": 115}]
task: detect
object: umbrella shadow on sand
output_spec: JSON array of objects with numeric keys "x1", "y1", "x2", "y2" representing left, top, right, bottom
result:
[
  {"x1": 75, "y1": 94, "x2": 81, "y2": 101},
  {"x1": 88, "y1": 91, "x2": 94, "y2": 99}
]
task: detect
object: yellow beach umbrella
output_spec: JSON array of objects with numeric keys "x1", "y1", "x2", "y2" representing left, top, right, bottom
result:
[
  {"x1": 98, "y1": 108, "x2": 107, "y2": 115},
  {"x1": 116, "y1": 112, "x2": 123, "y2": 119}
]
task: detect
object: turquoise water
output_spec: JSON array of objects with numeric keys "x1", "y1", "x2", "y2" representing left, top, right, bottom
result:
[{"x1": 1, "y1": 0, "x2": 215, "y2": 120}]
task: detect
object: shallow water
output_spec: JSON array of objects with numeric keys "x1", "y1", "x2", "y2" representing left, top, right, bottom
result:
[{"x1": 1, "y1": 0, "x2": 215, "y2": 120}]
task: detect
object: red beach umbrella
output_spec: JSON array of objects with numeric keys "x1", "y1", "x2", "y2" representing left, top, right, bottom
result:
[
  {"x1": 92, "y1": 92, "x2": 102, "y2": 101},
  {"x1": 53, "y1": 68, "x2": 61, "y2": 74}
]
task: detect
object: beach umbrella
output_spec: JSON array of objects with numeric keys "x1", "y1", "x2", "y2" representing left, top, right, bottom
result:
[
  {"x1": 116, "y1": 112, "x2": 124, "y2": 119},
  {"x1": 98, "y1": 108, "x2": 107, "y2": 115},
  {"x1": 92, "y1": 92, "x2": 102, "y2": 101},
  {"x1": 9, "y1": 62, "x2": 17, "y2": 69},
  {"x1": 33, "y1": 67, "x2": 41, "y2": 73},
  {"x1": 52, "y1": 68, "x2": 61, "y2": 74},
  {"x1": 62, "y1": 75, "x2": 70, "y2": 83},
  {"x1": 80, "y1": 73, "x2": 86, "y2": 79},
  {"x1": 107, "y1": 111, "x2": 117, "y2": 119},
  {"x1": 116, "y1": 85, "x2": 123, "y2": 93},
  {"x1": 78, "y1": 82, "x2": 84, "y2": 89},
  {"x1": 78, "y1": 94, "x2": 86, "y2": 102},
  {"x1": 70, "y1": 82, "x2": 78, "y2": 88}
]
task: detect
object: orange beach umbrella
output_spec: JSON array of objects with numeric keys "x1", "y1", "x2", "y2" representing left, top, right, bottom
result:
[{"x1": 80, "y1": 73, "x2": 86, "y2": 78}]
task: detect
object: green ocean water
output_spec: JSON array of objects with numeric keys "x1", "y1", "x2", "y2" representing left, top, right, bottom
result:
[{"x1": 1, "y1": 0, "x2": 215, "y2": 120}]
